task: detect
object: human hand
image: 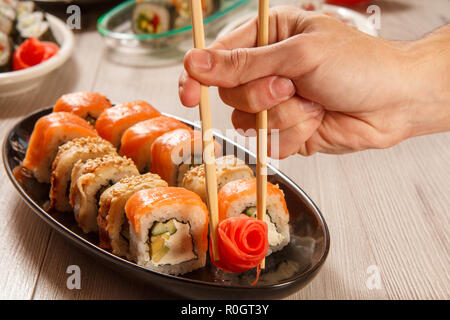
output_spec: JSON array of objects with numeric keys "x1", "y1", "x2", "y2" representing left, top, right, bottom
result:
[{"x1": 179, "y1": 6, "x2": 450, "y2": 158}]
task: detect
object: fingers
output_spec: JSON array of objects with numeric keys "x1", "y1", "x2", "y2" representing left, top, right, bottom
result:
[
  {"x1": 268, "y1": 112, "x2": 324, "y2": 159},
  {"x1": 178, "y1": 70, "x2": 201, "y2": 107},
  {"x1": 209, "y1": 16, "x2": 258, "y2": 50},
  {"x1": 183, "y1": 6, "x2": 315, "y2": 88},
  {"x1": 231, "y1": 96, "x2": 324, "y2": 132},
  {"x1": 219, "y1": 76, "x2": 295, "y2": 113},
  {"x1": 209, "y1": 5, "x2": 309, "y2": 51},
  {"x1": 230, "y1": 96, "x2": 324, "y2": 159},
  {"x1": 179, "y1": 6, "x2": 316, "y2": 107},
  {"x1": 183, "y1": 36, "x2": 305, "y2": 88}
]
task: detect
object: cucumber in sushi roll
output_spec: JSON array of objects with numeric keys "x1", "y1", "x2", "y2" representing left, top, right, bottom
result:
[
  {"x1": 0, "y1": 31, "x2": 12, "y2": 72},
  {"x1": 132, "y1": 0, "x2": 175, "y2": 35}
]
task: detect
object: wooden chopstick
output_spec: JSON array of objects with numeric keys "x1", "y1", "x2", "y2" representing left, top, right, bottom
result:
[
  {"x1": 189, "y1": 0, "x2": 220, "y2": 261},
  {"x1": 256, "y1": 0, "x2": 269, "y2": 270}
]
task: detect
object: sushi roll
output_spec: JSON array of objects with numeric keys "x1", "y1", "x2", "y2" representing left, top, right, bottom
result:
[
  {"x1": 168, "y1": 0, "x2": 220, "y2": 17},
  {"x1": 69, "y1": 154, "x2": 139, "y2": 233},
  {"x1": 97, "y1": 173, "x2": 168, "y2": 257},
  {"x1": 16, "y1": 1, "x2": 35, "y2": 19},
  {"x1": 0, "y1": 32, "x2": 11, "y2": 72},
  {"x1": 167, "y1": 0, "x2": 221, "y2": 28},
  {"x1": 125, "y1": 187, "x2": 209, "y2": 275},
  {"x1": 23, "y1": 112, "x2": 97, "y2": 183},
  {"x1": 53, "y1": 92, "x2": 112, "y2": 125},
  {"x1": 16, "y1": 11, "x2": 55, "y2": 42},
  {"x1": 0, "y1": 0, "x2": 18, "y2": 9},
  {"x1": 119, "y1": 116, "x2": 190, "y2": 173},
  {"x1": 95, "y1": 100, "x2": 161, "y2": 148},
  {"x1": 0, "y1": 2, "x2": 16, "y2": 21},
  {"x1": 181, "y1": 155, "x2": 254, "y2": 202},
  {"x1": 217, "y1": 178, "x2": 290, "y2": 255},
  {"x1": 133, "y1": 0, "x2": 175, "y2": 35},
  {"x1": 0, "y1": 13, "x2": 13, "y2": 36},
  {"x1": 50, "y1": 137, "x2": 117, "y2": 212},
  {"x1": 150, "y1": 128, "x2": 221, "y2": 186}
]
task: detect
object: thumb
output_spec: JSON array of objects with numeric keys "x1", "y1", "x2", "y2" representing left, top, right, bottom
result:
[{"x1": 184, "y1": 38, "x2": 303, "y2": 88}]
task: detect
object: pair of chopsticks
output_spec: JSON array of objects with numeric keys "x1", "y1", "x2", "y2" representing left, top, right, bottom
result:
[{"x1": 190, "y1": 0, "x2": 269, "y2": 268}]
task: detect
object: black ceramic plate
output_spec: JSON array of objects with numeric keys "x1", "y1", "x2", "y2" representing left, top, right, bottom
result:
[{"x1": 3, "y1": 107, "x2": 330, "y2": 299}]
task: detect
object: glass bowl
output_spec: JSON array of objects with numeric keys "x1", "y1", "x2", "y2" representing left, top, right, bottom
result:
[{"x1": 97, "y1": 0, "x2": 251, "y2": 67}]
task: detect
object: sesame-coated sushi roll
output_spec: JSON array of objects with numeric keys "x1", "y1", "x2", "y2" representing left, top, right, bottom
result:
[
  {"x1": 181, "y1": 155, "x2": 254, "y2": 203},
  {"x1": 97, "y1": 173, "x2": 168, "y2": 257},
  {"x1": 95, "y1": 100, "x2": 161, "y2": 147},
  {"x1": 23, "y1": 112, "x2": 97, "y2": 183},
  {"x1": 150, "y1": 129, "x2": 221, "y2": 186},
  {"x1": 119, "y1": 116, "x2": 190, "y2": 173},
  {"x1": 53, "y1": 92, "x2": 112, "y2": 125},
  {"x1": 50, "y1": 137, "x2": 117, "y2": 212},
  {"x1": 125, "y1": 187, "x2": 209, "y2": 275},
  {"x1": 218, "y1": 178, "x2": 290, "y2": 255},
  {"x1": 70, "y1": 154, "x2": 139, "y2": 233}
]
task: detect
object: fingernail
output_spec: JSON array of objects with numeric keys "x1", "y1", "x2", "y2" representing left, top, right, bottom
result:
[
  {"x1": 190, "y1": 49, "x2": 211, "y2": 71},
  {"x1": 270, "y1": 77, "x2": 295, "y2": 100}
]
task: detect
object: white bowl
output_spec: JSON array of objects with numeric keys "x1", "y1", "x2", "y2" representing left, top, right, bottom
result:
[{"x1": 0, "y1": 14, "x2": 75, "y2": 97}]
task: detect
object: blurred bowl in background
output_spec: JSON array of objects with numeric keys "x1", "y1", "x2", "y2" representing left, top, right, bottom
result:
[
  {"x1": 0, "y1": 14, "x2": 74, "y2": 98},
  {"x1": 97, "y1": 0, "x2": 250, "y2": 67}
]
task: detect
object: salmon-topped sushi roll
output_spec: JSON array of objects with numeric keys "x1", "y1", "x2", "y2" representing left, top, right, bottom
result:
[
  {"x1": 181, "y1": 155, "x2": 254, "y2": 203},
  {"x1": 50, "y1": 137, "x2": 117, "y2": 212},
  {"x1": 119, "y1": 116, "x2": 190, "y2": 173},
  {"x1": 218, "y1": 178, "x2": 290, "y2": 255},
  {"x1": 98, "y1": 173, "x2": 168, "y2": 257},
  {"x1": 150, "y1": 129, "x2": 222, "y2": 186},
  {"x1": 53, "y1": 92, "x2": 112, "y2": 125},
  {"x1": 23, "y1": 112, "x2": 98, "y2": 183},
  {"x1": 95, "y1": 100, "x2": 161, "y2": 147},
  {"x1": 125, "y1": 187, "x2": 209, "y2": 275},
  {"x1": 70, "y1": 154, "x2": 139, "y2": 233}
]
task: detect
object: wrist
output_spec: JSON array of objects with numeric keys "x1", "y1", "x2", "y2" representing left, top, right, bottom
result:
[{"x1": 402, "y1": 32, "x2": 450, "y2": 138}]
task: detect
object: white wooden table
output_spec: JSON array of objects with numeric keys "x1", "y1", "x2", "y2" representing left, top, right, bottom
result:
[{"x1": 0, "y1": 0, "x2": 448, "y2": 300}]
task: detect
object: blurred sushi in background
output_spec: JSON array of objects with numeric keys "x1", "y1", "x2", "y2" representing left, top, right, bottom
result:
[
  {"x1": 167, "y1": 0, "x2": 221, "y2": 28},
  {"x1": 15, "y1": 8, "x2": 56, "y2": 43},
  {"x1": 0, "y1": 0, "x2": 58, "y2": 73},
  {"x1": 0, "y1": 32, "x2": 11, "y2": 71},
  {"x1": 132, "y1": 0, "x2": 222, "y2": 35},
  {"x1": 132, "y1": 0, "x2": 175, "y2": 35}
]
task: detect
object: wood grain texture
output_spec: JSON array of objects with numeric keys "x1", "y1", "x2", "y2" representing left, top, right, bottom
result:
[{"x1": 0, "y1": 0, "x2": 449, "y2": 300}]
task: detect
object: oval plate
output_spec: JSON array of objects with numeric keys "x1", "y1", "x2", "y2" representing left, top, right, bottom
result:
[{"x1": 3, "y1": 107, "x2": 330, "y2": 299}]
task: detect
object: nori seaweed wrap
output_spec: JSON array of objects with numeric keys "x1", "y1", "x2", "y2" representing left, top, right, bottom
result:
[{"x1": 132, "y1": 0, "x2": 175, "y2": 35}]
